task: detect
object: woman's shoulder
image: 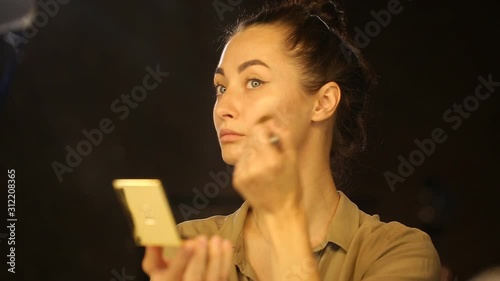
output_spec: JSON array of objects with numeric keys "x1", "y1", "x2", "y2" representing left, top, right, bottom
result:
[
  {"x1": 332, "y1": 192, "x2": 439, "y2": 279},
  {"x1": 357, "y1": 211, "x2": 434, "y2": 245},
  {"x1": 337, "y1": 192, "x2": 435, "y2": 252},
  {"x1": 176, "y1": 200, "x2": 250, "y2": 239},
  {"x1": 176, "y1": 214, "x2": 229, "y2": 237},
  {"x1": 352, "y1": 209, "x2": 441, "y2": 280}
]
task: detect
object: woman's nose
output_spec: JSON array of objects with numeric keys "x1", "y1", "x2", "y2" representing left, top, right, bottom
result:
[{"x1": 214, "y1": 90, "x2": 239, "y2": 120}]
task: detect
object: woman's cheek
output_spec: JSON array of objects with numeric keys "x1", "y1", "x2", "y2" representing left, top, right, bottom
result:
[{"x1": 242, "y1": 97, "x2": 277, "y2": 123}]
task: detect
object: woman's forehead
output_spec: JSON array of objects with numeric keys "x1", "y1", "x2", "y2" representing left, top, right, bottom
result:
[{"x1": 218, "y1": 25, "x2": 290, "y2": 71}]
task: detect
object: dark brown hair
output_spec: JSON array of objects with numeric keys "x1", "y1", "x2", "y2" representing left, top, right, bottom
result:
[{"x1": 223, "y1": 0, "x2": 377, "y2": 187}]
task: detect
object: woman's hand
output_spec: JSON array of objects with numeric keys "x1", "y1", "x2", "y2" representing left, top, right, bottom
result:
[
  {"x1": 232, "y1": 116, "x2": 303, "y2": 216},
  {"x1": 233, "y1": 117, "x2": 322, "y2": 281},
  {"x1": 142, "y1": 235, "x2": 234, "y2": 281}
]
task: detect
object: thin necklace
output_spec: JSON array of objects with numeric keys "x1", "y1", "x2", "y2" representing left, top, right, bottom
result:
[
  {"x1": 251, "y1": 210, "x2": 272, "y2": 245},
  {"x1": 251, "y1": 196, "x2": 340, "y2": 248}
]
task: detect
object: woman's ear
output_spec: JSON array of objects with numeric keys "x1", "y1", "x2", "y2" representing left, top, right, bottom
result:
[{"x1": 311, "y1": 81, "x2": 341, "y2": 122}]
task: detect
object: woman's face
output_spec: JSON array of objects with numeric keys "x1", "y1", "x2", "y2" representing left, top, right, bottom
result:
[{"x1": 213, "y1": 24, "x2": 315, "y2": 165}]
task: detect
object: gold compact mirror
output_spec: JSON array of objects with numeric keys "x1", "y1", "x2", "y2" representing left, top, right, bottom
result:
[{"x1": 113, "y1": 179, "x2": 181, "y2": 258}]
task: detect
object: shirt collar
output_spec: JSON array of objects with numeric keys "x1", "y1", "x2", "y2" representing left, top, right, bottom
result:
[
  {"x1": 323, "y1": 190, "x2": 361, "y2": 252},
  {"x1": 216, "y1": 191, "x2": 361, "y2": 266},
  {"x1": 217, "y1": 200, "x2": 251, "y2": 271}
]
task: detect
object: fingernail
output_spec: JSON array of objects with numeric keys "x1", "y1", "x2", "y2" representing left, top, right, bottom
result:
[
  {"x1": 212, "y1": 235, "x2": 221, "y2": 247},
  {"x1": 199, "y1": 236, "x2": 207, "y2": 246},
  {"x1": 183, "y1": 242, "x2": 193, "y2": 255},
  {"x1": 223, "y1": 239, "x2": 232, "y2": 249}
]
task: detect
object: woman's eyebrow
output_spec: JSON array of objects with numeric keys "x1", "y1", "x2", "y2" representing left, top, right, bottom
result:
[{"x1": 214, "y1": 59, "x2": 271, "y2": 76}]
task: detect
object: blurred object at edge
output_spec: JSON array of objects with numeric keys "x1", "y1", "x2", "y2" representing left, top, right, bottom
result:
[
  {"x1": 0, "y1": 0, "x2": 35, "y2": 108},
  {"x1": 0, "y1": 0, "x2": 35, "y2": 34},
  {"x1": 469, "y1": 266, "x2": 500, "y2": 281}
]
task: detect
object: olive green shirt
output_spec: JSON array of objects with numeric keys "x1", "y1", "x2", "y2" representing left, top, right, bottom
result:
[{"x1": 176, "y1": 191, "x2": 441, "y2": 281}]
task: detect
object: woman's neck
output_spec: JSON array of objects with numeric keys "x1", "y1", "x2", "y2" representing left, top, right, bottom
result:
[{"x1": 250, "y1": 145, "x2": 340, "y2": 249}]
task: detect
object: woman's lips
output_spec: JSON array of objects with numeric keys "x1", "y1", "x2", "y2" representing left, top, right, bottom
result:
[
  {"x1": 220, "y1": 134, "x2": 244, "y2": 142},
  {"x1": 219, "y1": 128, "x2": 244, "y2": 142}
]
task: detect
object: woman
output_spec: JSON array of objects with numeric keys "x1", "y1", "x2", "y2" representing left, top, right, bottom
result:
[{"x1": 143, "y1": 0, "x2": 441, "y2": 280}]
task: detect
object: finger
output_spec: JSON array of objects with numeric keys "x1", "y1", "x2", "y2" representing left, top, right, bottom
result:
[
  {"x1": 240, "y1": 122, "x2": 277, "y2": 161},
  {"x1": 205, "y1": 235, "x2": 222, "y2": 281},
  {"x1": 256, "y1": 113, "x2": 288, "y2": 131},
  {"x1": 255, "y1": 115, "x2": 289, "y2": 148},
  {"x1": 234, "y1": 119, "x2": 283, "y2": 181},
  {"x1": 220, "y1": 239, "x2": 234, "y2": 280},
  {"x1": 183, "y1": 235, "x2": 208, "y2": 281},
  {"x1": 249, "y1": 119, "x2": 285, "y2": 158},
  {"x1": 163, "y1": 240, "x2": 195, "y2": 279},
  {"x1": 267, "y1": 115, "x2": 297, "y2": 157},
  {"x1": 142, "y1": 246, "x2": 168, "y2": 275}
]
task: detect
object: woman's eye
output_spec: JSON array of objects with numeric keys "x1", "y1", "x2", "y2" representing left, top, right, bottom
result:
[
  {"x1": 214, "y1": 84, "x2": 227, "y2": 95},
  {"x1": 247, "y1": 79, "x2": 263, "y2": 89}
]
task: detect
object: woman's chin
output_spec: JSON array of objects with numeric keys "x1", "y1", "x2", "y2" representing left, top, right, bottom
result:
[{"x1": 220, "y1": 147, "x2": 241, "y2": 165}]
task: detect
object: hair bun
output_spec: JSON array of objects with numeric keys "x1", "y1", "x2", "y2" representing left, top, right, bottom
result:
[{"x1": 291, "y1": 0, "x2": 347, "y2": 35}]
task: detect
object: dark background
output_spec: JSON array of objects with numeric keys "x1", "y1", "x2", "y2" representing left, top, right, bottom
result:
[{"x1": 0, "y1": 0, "x2": 499, "y2": 280}]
